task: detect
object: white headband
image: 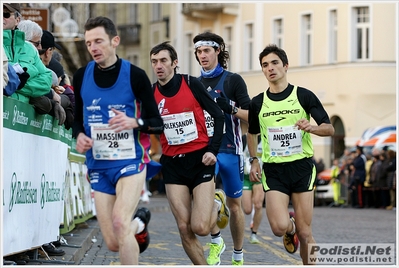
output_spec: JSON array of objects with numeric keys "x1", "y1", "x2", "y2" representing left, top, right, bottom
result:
[{"x1": 194, "y1": 40, "x2": 220, "y2": 49}]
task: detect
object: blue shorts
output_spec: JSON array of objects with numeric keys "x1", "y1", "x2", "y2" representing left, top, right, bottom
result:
[
  {"x1": 215, "y1": 153, "x2": 244, "y2": 198},
  {"x1": 88, "y1": 161, "x2": 161, "y2": 195}
]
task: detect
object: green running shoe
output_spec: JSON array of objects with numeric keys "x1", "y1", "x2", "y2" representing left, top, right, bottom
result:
[{"x1": 206, "y1": 238, "x2": 226, "y2": 265}]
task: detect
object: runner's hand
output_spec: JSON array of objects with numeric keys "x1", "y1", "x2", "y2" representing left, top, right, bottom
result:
[
  {"x1": 295, "y1": 118, "x2": 312, "y2": 133},
  {"x1": 202, "y1": 152, "x2": 216, "y2": 166},
  {"x1": 249, "y1": 163, "x2": 261, "y2": 182},
  {"x1": 216, "y1": 92, "x2": 232, "y2": 114},
  {"x1": 76, "y1": 132, "x2": 93, "y2": 154},
  {"x1": 108, "y1": 108, "x2": 137, "y2": 133}
]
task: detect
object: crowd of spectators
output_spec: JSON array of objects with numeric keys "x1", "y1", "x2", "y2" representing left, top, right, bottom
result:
[
  {"x1": 337, "y1": 146, "x2": 396, "y2": 209},
  {"x1": 3, "y1": 3, "x2": 73, "y2": 129},
  {"x1": 3, "y1": 3, "x2": 76, "y2": 258}
]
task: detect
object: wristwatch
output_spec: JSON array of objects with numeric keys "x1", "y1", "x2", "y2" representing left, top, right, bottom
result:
[
  {"x1": 249, "y1": 156, "x2": 258, "y2": 164},
  {"x1": 137, "y1": 118, "x2": 144, "y2": 128},
  {"x1": 232, "y1": 106, "x2": 238, "y2": 115}
]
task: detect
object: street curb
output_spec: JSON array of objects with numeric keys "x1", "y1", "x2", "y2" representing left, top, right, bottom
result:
[
  {"x1": 67, "y1": 220, "x2": 100, "y2": 264},
  {"x1": 52, "y1": 219, "x2": 100, "y2": 265},
  {"x1": 63, "y1": 196, "x2": 170, "y2": 264}
]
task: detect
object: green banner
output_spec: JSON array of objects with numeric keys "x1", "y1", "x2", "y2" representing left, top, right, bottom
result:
[{"x1": 3, "y1": 96, "x2": 72, "y2": 144}]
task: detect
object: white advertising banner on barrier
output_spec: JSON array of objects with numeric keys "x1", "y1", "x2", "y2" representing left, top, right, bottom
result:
[
  {"x1": 2, "y1": 98, "x2": 70, "y2": 256},
  {"x1": 2, "y1": 129, "x2": 68, "y2": 255}
]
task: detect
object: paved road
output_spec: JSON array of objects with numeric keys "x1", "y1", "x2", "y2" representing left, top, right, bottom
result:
[
  {"x1": 9, "y1": 194, "x2": 396, "y2": 266},
  {"x1": 80, "y1": 195, "x2": 396, "y2": 266}
]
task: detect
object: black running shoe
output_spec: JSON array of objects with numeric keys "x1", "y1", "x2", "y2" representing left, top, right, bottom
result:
[{"x1": 134, "y1": 207, "x2": 151, "y2": 253}]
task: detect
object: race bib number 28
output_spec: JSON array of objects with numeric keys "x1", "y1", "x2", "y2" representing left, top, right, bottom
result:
[{"x1": 91, "y1": 124, "x2": 135, "y2": 160}]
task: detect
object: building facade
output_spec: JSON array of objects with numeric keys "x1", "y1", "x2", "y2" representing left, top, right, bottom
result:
[
  {"x1": 172, "y1": 2, "x2": 397, "y2": 164},
  {"x1": 41, "y1": 2, "x2": 396, "y2": 165}
]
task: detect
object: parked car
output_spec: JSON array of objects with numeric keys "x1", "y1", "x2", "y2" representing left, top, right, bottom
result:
[{"x1": 314, "y1": 169, "x2": 334, "y2": 206}]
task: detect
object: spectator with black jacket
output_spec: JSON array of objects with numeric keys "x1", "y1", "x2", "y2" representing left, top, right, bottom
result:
[
  {"x1": 349, "y1": 146, "x2": 366, "y2": 208},
  {"x1": 369, "y1": 148, "x2": 381, "y2": 207},
  {"x1": 375, "y1": 150, "x2": 390, "y2": 208},
  {"x1": 385, "y1": 150, "x2": 396, "y2": 210}
]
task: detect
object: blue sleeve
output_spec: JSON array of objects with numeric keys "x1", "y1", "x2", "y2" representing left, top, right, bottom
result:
[{"x1": 3, "y1": 63, "x2": 20, "y2": 96}]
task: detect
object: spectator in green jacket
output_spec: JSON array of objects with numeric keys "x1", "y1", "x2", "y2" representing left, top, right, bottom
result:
[
  {"x1": 3, "y1": 3, "x2": 52, "y2": 110},
  {"x1": 3, "y1": 3, "x2": 65, "y2": 125}
]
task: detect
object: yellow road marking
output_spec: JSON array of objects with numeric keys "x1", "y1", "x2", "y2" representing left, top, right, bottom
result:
[{"x1": 257, "y1": 240, "x2": 302, "y2": 265}]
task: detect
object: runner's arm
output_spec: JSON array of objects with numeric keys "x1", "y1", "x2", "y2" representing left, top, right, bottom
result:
[
  {"x1": 190, "y1": 76, "x2": 224, "y2": 156},
  {"x1": 72, "y1": 67, "x2": 86, "y2": 138},
  {"x1": 130, "y1": 66, "x2": 164, "y2": 134}
]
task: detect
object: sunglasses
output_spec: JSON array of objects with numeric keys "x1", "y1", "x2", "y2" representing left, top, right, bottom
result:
[
  {"x1": 3, "y1": 12, "x2": 13, "y2": 19},
  {"x1": 29, "y1": 40, "x2": 41, "y2": 47}
]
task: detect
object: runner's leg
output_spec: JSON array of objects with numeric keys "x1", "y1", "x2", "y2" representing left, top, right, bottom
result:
[
  {"x1": 166, "y1": 184, "x2": 208, "y2": 265},
  {"x1": 251, "y1": 183, "x2": 265, "y2": 233},
  {"x1": 291, "y1": 191, "x2": 315, "y2": 265}
]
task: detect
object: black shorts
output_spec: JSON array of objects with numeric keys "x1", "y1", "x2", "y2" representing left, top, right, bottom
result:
[
  {"x1": 160, "y1": 147, "x2": 215, "y2": 194},
  {"x1": 262, "y1": 157, "x2": 316, "y2": 196}
]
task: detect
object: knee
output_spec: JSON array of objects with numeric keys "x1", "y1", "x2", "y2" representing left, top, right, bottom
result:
[
  {"x1": 254, "y1": 202, "x2": 263, "y2": 211},
  {"x1": 177, "y1": 221, "x2": 191, "y2": 237},
  {"x1": 102, "y1": 232, "x2": 119, "y2": 252},
  {"x1": 228, "y1": 202, "x2": 242, "y2": 215},
  {"x1": 101, "y1": 216, "x2": 126, "y2": 252},
  {"x1": 105, "y1": 240, "x2": 119, "y2": 252},
  {"x1": 243, "y1": 207, "x2": 252, "y2": 215},
  {"x1": 243, "y1": 206, "x2": 252, "y2": 215},
  {"x1": 297, "y1": 227, "x2": 312, "y2": 243},
  {"x1": 112, "y1": 215, "x2": 130, "y2": 239},
  {"x1": 177, "y1": 221, "x2": 200, "y2": 242},
  {"x1": 270, "y1": 221, "x2": 288, "y2": 237},
  {"x1": 191, "y1": 221, "x2": 211, "y2": 236}
]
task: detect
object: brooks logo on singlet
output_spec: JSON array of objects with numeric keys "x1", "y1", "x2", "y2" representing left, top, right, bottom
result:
[{"x1": 263, "y1": 109, "x2": 300, "y2": 117}]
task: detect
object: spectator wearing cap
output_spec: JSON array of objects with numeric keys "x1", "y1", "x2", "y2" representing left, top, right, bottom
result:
[
  {"x1": 3, "y1": 3, "x2": 21, "y2": 30},
  {"x1": 48, "y1": 56, "x2": 65, "y2": 81},
  {"x1": 40, "y1": 30, "x2": 62, "y2": 66},
  {"x1": 48, "y1": 53, "x2": 71, "y2": 86},
  {"x1": 47, "y1": 54, "x2": 75, "y2": 103},
  {"x1": 3, "y1": 3, "x2": 53, "y2": 114}
]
